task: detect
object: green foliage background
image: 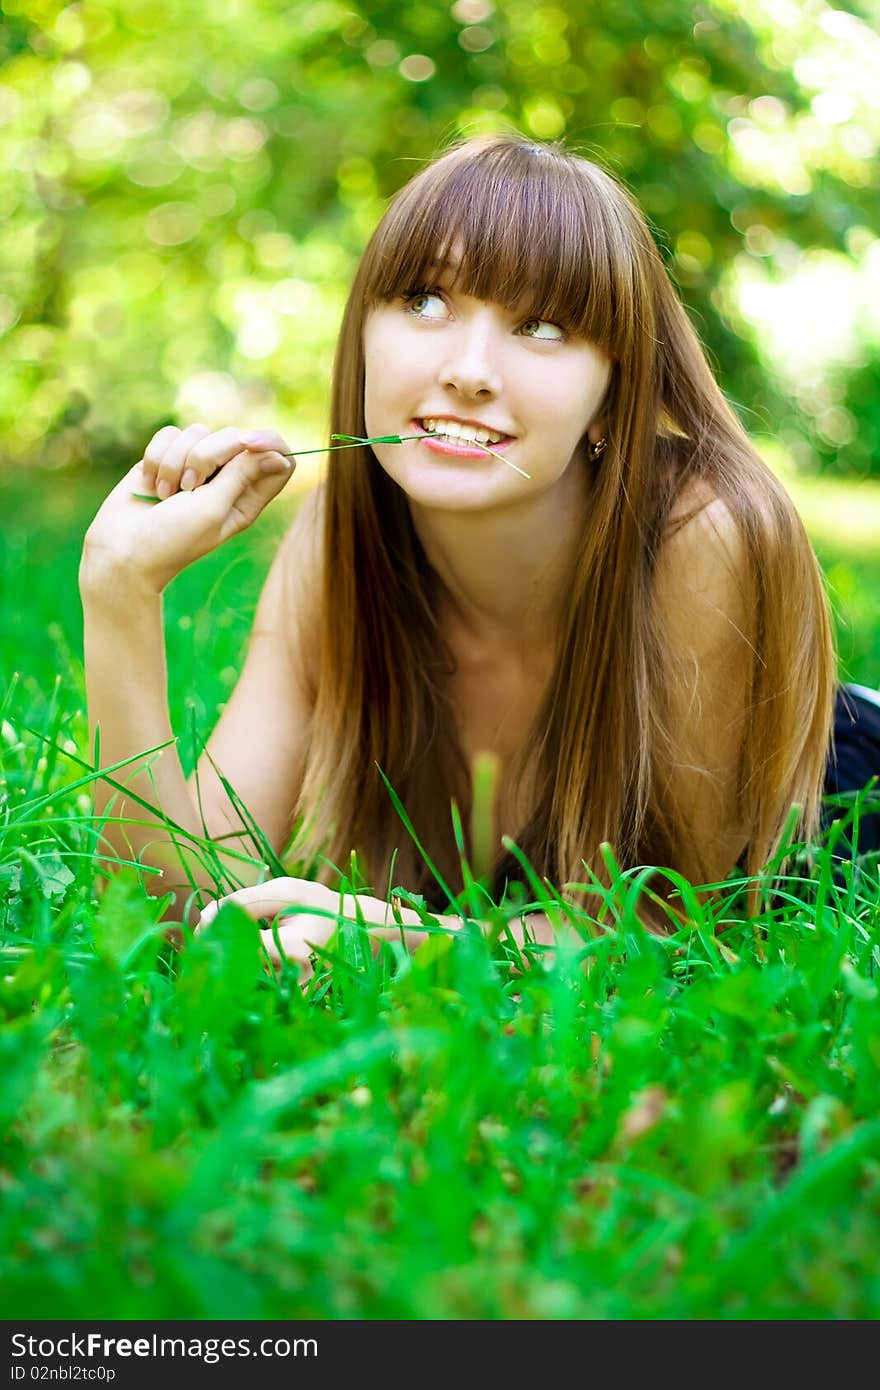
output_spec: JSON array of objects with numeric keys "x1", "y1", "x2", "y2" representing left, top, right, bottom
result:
[{"x1": 2, "y1": 0, "x2": 879, "y2": 477}]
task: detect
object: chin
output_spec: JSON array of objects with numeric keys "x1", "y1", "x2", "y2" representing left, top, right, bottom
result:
[{"x1": 406, "y1": 466, "x2": 518, "y2": 514}]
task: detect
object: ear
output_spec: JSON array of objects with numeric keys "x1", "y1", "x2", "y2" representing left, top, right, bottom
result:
[{"x1": 587, "y1": 418, "x2": 607, "y2": 447}]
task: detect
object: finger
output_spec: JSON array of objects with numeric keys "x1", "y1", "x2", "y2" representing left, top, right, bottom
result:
[
  {"x1": 196, "y1": 879, "x2": 298, "y2": 929},
  {"x1": 240, "y1": 429, "x2": 291, "y2": 457},
  {"x1": 141, "y1": 425, "x2": 182, "y2": 491},
  {"x1": 112, "y1": 458, "x2": 152, "y2": 501},
  {"x1": 194, "y1": 898, "x2": 314, "y2": 987},
  {"x1": 178, "y1": 426, "x2": 249, "y2": 493},
  {"x1": 259, "y1": 922, "x2": 316, "y2": 984},
  {"x1": 209, "y1": 447, "x2": 296, "y2": 529},
  {"x1": 194, "y1": 898, "x2": 219, "y2": 933},
  {"x1": 153, "y1": 422, "x2": 211, "y2": 500},
  {"x1": 200, "y1": 899, "x2": 316, "y2": 982},
  {"x1": 262, "y1": 950, "x2": 315, "y2": 991},
  {"x1": 220, "y1": 890, "x2": 300, "y2": 924},
  {"x1": 238, "y1": 429, "x2": 295, "y2": 481}
]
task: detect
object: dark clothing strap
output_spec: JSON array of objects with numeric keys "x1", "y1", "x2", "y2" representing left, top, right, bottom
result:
[{"x1": 822, "y1": 682, "x2": 880, "y2": 855}]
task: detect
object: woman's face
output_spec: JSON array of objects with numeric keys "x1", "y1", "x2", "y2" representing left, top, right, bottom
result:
[{"x1": 362, "y1": 253, "x2": 613, "y2": 513}]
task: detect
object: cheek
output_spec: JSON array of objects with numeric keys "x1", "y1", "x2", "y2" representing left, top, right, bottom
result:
[
  {"x1": 548, "y1": 359, "x2": 611, "y2": 437},
  {"x1": 522, "y1": 370, "x2": 594, "y2": 440},
  {"x1": 362, "y1": 335, "x2": 392, "y2": 418},
  {"x1": 365, "y1": 336, "x2": 427, "y2": 422},
  {"x1": 363, "y1": 336, "x2": 409, "y2": 437}
]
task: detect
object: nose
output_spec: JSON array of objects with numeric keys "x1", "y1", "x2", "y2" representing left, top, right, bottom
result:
[{"x1": 439, "y1": 309, "x2": 502, "y2": 400}]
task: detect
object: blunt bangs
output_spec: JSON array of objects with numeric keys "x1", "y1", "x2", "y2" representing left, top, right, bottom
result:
[{"x1": 362, "y1": 139, "x2": 628, "y2": 352}]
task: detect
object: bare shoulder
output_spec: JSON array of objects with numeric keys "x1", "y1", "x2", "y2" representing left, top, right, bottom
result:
[
  {"x1": 655, "y1": 477, "x2": 752, "y2": 655},
  {"x1": 658, "y1": 480, "x2": 750, "y2": 617},
  {"x1": 662, "y1": 476, "x2": 745, "y2": 565}
]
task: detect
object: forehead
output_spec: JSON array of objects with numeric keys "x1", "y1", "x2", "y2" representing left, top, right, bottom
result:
[
  {"x1": 363, "y1": 149, "x2": 623, "y2": 352},
  {"x1": 428, "y1": 250, "x2": 547, "y2": 317}
]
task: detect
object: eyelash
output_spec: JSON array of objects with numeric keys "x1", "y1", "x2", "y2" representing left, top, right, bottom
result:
[
  {"x1": 403, "y1": 288, "x2": 442, "y2": 313},
  {"x1": 402, "y1": 288, "x2": 566, "y2": 341}
]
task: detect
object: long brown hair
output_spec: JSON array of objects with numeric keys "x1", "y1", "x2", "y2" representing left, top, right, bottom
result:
[{"x1": 288, "y1": 133, "x2": 835, "y2": 913}]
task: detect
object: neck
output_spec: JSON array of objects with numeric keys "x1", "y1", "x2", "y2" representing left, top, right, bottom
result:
[{"x1": 408, "y1": 463, "x2": 589, "y2": 658}]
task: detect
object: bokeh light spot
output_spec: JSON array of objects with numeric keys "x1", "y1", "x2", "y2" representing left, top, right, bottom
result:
[
  {"x1": 523, "y1": 96, "x2": 565, "y2": 138},
  {"x1": 452, "y1": 0, "x2": 494, "y2": 21},
  {"x1": 145, "y1": 202, "x2": 202, "y2": 246},
  {"x1": 458, "y1": 26, "x2": 494, "y2": 52},
  {"x1": 399, "y1": 54, "x2": 436, "y2": 82}
]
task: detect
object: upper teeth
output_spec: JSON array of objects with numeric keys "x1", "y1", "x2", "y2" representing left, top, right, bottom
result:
[{"x1": 421, "y1": 418, "x2": 506, "y2": 445}]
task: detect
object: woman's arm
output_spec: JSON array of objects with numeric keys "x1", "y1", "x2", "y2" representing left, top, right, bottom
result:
[
  {"x1": 79, "y1": 426, "x2": 303, "y2": 923},
  {"x1": 81, "y1": 567, "x2": 214, "y2": 907},
  {"x1": 183, "y1": 487, "x2": 321, "y2": 856}
]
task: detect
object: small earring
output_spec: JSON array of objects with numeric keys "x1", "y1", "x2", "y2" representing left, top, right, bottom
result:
[{"x1": 589, "y1": 436, "x2": 607, "y2": 459}]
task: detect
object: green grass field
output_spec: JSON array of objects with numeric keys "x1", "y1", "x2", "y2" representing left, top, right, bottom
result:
[{"x1": 2, "y1": 465, "x2": 879, "y2": 1319}]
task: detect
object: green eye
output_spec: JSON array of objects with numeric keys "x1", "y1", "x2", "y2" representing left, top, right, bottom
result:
[
  {"x1": 521, "y1": 317, "x2": 564, "y2": 340},
  {"x1": 407, "y1": 291, "x2": 448, "y2": 318}
]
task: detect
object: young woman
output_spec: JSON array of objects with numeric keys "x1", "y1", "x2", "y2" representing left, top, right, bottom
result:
[{"x1": 80, "y1": 133, "x2": 874, "y2": 977}]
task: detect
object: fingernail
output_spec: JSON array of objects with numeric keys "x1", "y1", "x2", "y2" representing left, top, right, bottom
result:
[
  {"x1": 181, "y1": 468, "x2": 197, "y2": 491},
  {"x1": 156, "y1": 479, "x2": 172, "y2": 499},
  {"x1": 242, "y1": 431, "x2": 271, "y2": 448}
]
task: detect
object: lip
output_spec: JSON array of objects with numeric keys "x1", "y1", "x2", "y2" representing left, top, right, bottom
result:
[{"x1": 410, "y1": 417, "x2": 516, "y2": 459}]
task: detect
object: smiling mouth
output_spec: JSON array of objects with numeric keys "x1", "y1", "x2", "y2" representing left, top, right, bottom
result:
[
  {"x1": 415, "y1": 418, "x2": 513, "y2": 447},
  {"x1": 411, "y1": 419, "x2": 530, "y2": 478}
]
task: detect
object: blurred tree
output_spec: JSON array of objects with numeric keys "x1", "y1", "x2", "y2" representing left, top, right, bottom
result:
[{"x1": 0, "y1": 0, "x2": 877, "y2": 474}]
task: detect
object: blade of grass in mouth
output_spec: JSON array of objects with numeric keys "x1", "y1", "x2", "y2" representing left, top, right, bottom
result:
[
  {"x1": 132, "y1": 431, "x2": 530, "y2": 501},
  {"x1": 313, "y1": 432, "x2": 531, "y2": 479},
  {"x1": 466, "y1": 438, "x2": 530, "y2": 479}
]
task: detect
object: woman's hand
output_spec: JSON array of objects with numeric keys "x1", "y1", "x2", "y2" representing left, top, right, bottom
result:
[
  {"x1": 196, "y1": 877, "x2": 565, "y2": 984},
  {"x1": 196, "y1": 877, "x2": 429, "y2": 982},
  {"x1": 80, "y1": 424, "x2": 296, "y2": 594}
]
